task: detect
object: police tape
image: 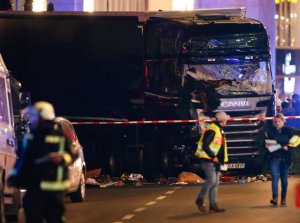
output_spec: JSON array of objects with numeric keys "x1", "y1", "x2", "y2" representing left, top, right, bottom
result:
[{"x1": 70, "y1": 115, "x2": 300, "y2": 125}]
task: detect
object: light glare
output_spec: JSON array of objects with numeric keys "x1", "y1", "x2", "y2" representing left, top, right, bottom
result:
[
  {"x1": 32, "y1": 0, "x2": 46, "y2": 12},
  {"x1": 84, "y1": 0, "x2": 94, "y2": 12},
  {"x1": 172, "y1": 0, "x2": 194, "y2": 11},
  {"x1": 284, "y1": 77, "x2": 295, "y2": 94}
]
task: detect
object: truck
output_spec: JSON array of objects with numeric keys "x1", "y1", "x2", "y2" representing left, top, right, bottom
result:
[
  {"x1": 0, "y1": 54, "x2": 22, "y2": 222},
  {"x1": 0, "y1": 8, "x2": 275, "y2": 178}
]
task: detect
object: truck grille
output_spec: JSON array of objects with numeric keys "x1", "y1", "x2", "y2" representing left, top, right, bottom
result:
[{"x1": 223, "y1": 115, "x2": 264, "y2": 157}]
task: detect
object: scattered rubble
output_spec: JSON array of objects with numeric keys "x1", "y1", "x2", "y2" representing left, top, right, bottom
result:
[
  {"x1": 86, "y1": 168, "x2": 101, "y2": 179},
  {"x1": 120, "y1": 173, "x2": 144, "y2": 185},
  {"x1": 85, "y1": 169, "x2": 273, "y2": 188}
]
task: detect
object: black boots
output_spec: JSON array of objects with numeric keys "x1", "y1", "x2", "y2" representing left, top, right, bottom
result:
[
  {"x1": 281, "y1": 197, "x2": 286, "y2": 205},
  {"x1": 270, "y1": 196, "x2": 278, "y2": 205},
  {"x1": 270, "y1": 196, "x2": 286, "y2": 206}
]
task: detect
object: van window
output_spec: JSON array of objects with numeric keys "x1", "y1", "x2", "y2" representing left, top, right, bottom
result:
[{"x1": 0, "y1": 75, "x2": 9, "y2": 124}]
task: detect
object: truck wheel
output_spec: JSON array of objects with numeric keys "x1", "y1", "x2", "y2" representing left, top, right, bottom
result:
[
  {"x1": 108, "y1": 154, "x2": 123, "y2": 176},
  {"x1": 137, "y1": 148, "x2": 144, "y2": 171},
  {"x1": 70, "y1": 172, "x2": 85, "y2": 203},
  {"x1": 160, "y1": 150, "x2": 174, "y2": 177}
]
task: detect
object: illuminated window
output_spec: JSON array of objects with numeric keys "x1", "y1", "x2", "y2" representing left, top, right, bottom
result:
[
  {"x1": 32, "y1": 0, "x2": 46, "y2": 12},
  {"x1": 84, "y1": 0, "x2": 94, "y2": 12},
  {"x1": 172, "y1": 0, "x2": 194, "y2": 10},
  {"x1": 284, "y1": 77, "x2": 295, "y2": 93}
]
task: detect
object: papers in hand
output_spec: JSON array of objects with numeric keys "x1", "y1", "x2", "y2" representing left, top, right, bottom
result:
[
  {"x1": 220, "y1": 164, "x2": 228, "y2": 171},
  {"x1": 267, "y1": 144, "x2": 282, "y2": 152},
  {"x1": 265, "y1": 139, "x2": 281, "y2": 152},
  {"x1": 265, "y1": 139, "x2": 277, "y2": 145}
]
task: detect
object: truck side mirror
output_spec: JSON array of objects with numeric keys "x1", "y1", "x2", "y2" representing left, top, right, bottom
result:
[{"x1": 19, "y1": 92, "x2": 31, "y2": 110}]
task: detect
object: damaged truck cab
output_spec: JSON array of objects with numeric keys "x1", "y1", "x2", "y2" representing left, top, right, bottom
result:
[{"x1": 143, "y1": 8, "x2": 274, "y2": 174}]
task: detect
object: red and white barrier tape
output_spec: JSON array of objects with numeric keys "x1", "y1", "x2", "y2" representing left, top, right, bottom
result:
[{"x1": 70, "y1": 116, "x2": 300, "y2": 125}]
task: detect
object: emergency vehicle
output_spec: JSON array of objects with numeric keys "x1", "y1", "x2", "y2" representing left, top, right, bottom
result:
[{"x1": 0, "y1": 54, "x2": 21, "y2": 222}]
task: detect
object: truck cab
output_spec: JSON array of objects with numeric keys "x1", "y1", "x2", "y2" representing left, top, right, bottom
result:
[{"x1": 144, "y1": 9, "x2": 275, "y2": 174}]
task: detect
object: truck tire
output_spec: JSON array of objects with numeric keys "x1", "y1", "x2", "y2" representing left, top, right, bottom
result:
[
  {"x1": 70, "y1": 172, "x2": 86, "y2": 203},
  {"x1": 160, "y1": 150, "x2": 174, "y2": 177},
  {"x1": 138, "y1": 148, "x2": 144, "y2": 172},
  {"x1": 108, "y1": 153, "x2": 124, "y2": 176}
]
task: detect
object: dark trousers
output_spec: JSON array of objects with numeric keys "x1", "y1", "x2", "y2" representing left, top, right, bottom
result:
[{"x1": 23, "y1": 190, "x2": 65, "y2": 223}]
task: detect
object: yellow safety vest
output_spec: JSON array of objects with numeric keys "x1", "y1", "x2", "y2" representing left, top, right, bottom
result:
[{"x1": 195, "y1": 123, "x2": 228, "y2": 162}]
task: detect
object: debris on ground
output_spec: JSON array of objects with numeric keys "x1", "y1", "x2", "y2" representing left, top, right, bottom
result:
[
  {"x1": 219, "y1": 174, "x2": 272, "y2": 184},
  {"x1": 220, "y1": 175, "x2": 234, "y2": 183},
  {"x1": 85, "y1": 177, "x2": 100, "y2": 186},
  {"x1": 99, "y1": 181, "x2": 123, "y2": 188},
  {"x1": 114, "y1": 181, "x2": 126, "y2": 187},
  {"x1": 176, "y1": 171, "x2": 204, "y2": 184},
  {"x1": 85, "y1": 170, "x2": 273, "y2": 188},
  {"x1": 120, "y1": 173, "x2": 144, "y2": 187},
  {"x1": 86, "y1": 168, "x2": 101, "y2": 178}
]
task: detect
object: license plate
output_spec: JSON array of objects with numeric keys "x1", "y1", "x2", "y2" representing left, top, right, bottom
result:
[{"x1": 227, "y1": 163, "x2": 246, "y2": 169}]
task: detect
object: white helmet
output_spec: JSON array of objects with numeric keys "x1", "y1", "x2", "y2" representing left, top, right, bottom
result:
[{"x1": 34, "y1": 101, "x2": 55, "y2": 120}]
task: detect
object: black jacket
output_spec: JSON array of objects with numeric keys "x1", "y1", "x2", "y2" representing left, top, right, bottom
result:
[{"x1": 265, "y1": 125, "x2": 300, "y2": 165}]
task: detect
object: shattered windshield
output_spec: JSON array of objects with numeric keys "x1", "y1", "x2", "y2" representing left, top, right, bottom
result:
[{"x1": 186, "y1": 61, "x2": 272, "y2": 96}]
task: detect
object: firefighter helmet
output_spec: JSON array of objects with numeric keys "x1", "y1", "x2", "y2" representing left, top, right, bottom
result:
[{"x1": 34, "y1": 101, "x2": 55, "y2": 120}]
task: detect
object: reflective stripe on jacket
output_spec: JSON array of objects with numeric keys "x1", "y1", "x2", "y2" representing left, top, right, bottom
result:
[
  {"x1": 40, "y1": 135, "x2": 70, "y2": 191},
  {"x1": 195, "y1": 123, "x2": 228, "y2": 162}
]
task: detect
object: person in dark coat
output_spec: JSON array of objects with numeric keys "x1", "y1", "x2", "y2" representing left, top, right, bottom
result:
[
  {"x1": 292, "y1": 93, "x2": 300, "y2": 115},
  {"x1": 8, "y1": 101, "x2": 78, "y2": 223},
  {"x1": 265, "y1": 113, "x2": 300, "y2": 206},
  {"x1": 281, "y1": 101, "x2": 298, "y2": 128}
]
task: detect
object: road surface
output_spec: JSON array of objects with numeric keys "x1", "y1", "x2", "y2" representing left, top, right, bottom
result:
[{"x1": 64, "y1": 176, "x2": 300, "y2": 223}]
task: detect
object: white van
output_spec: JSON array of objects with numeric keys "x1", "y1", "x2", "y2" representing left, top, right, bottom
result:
[{"x1": 0, "y1": 54, "x2": 22, "y2": 222}]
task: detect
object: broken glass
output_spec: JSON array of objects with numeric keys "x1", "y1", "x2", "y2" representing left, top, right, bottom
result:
[{"x1": 185, "y1": 60, "x2": 272, "y2": 96}]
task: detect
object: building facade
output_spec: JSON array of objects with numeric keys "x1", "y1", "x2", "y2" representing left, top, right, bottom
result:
[{"x1": 275, "y1": 0, "x2": 300, "y2": 98}]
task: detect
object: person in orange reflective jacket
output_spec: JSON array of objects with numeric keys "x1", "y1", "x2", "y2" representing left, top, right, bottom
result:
[
  {"x1": 194, "y1": 111, "x2": 229, "y2": 213},
  {"x1": 8, "y1": 101, "x2": 78, "y2": 223}
]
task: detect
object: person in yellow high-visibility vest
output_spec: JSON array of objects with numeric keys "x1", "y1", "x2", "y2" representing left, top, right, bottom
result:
[{"x1": 194, "y1": 111, "x2": 229, "y2": 213}]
